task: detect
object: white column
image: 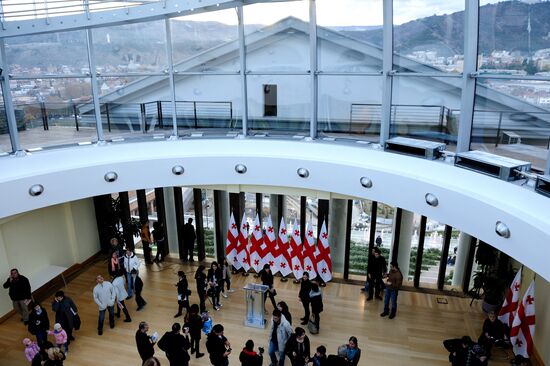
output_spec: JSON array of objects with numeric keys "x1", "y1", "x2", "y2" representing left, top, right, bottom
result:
[
  {"x1": 215, "y1": 191, "x2": 230, "y2": 260},
  {"x1": 328, "y1": 198, "x2": 347, "y2": 274},
  {"x1": 452, "y1": 232, "x2": 471, "y2": 286},
  {"x1": 269, "y1": 194, "x2": 280, "y2": 233},
  {"x1": 393, "y1": 209, "x2": 414, "y2": 280},
  {"x1": 163, "y1": 187, "x2": 180, "y2": 256}
]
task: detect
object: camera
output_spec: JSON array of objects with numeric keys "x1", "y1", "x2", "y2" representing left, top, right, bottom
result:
[{"x1": 258, "y1": 346, "x2": 265, "y2": 355}]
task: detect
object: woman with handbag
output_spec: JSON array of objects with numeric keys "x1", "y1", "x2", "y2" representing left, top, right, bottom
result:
[
  {"x1": 174, "y1": 271, "x2": 190, "y2": 318},
  {"x1": 207, "y1": 262, "x2": 223, "y2": 311},
  {"x1": 51, "y1": 290, "x2": 78, "y2": 343}
]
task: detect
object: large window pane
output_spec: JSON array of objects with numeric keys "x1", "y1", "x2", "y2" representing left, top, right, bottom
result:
[
  {"x1": 248, "y1": 75, "x2": 310, "y2": 134},
  {"x1": 418, "y1": 218, "x2": 445, "y2": 286},
  {"x1": 92, "y1": 20, "x2": 167, "y2": 74},
  {"x1": 244, "y1": 1, "x2": 309, "y2": 72},
  {"x1": 12, "y1": 78, "x2": 96, "y2": 150},
  {"x1": 317, "y1": 0, "x2": 383, "y2": 72},
  {"x1": 170, "y1": 9, "x2": 238, "y2": 72},
  {"x1": 201, "y1": 189, "x2": 216, "y2": 259},
  {"x1": 472, "y1": 78, "x2": 550, "y2": 170},
  {"x1": 349, "y1": 199, "x2": 372, "y2": 277},
  {"x1": 391, "y1": 75, "x2": 461, "y2": 148},
  {"x1": 393, "y1": 0, "x2": 464, "y2": 74},
  {"x1": 5, "y1": 30, "x2": 88, "y2": 76},
  {"x1": 318, "y1": 75, "x2": 382, "y2": 140}
]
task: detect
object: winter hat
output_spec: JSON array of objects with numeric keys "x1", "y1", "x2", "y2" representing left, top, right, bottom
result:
[
  {"x1": 54, "y1": 323, "x2": 62, "y2": 331},
  {"x1": 23, "y1": 338, "x2": 32, "y2": 346}
]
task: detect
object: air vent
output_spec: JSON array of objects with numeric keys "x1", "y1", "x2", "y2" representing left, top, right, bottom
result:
[
  {"x1": 454, "y1": 151, "x2": 531, "y2": 181},
  {"x1": 385, "y1": 137, "x2": 446, "y2": 160},
  {"x1": 535, "y1": 175, "x2": 550, "y2": 198}
]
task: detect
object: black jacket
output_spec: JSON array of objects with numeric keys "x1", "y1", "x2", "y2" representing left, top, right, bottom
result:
[
  {"x1": 135, "y1": 330, "x2": 155, "y2": 361},
  {"x1": 28, "y1": 307, "x2": 50, "y2": 335},
  {"x1": 185, "y1": 313, "x2": 204, "y2": 338},
  {"x1": 285, "y1": 334, "x2": 310, "y2": 365},
  {"x1": 182, "y1": 223, "x2": 196, "y2": 244},
  {"x1": 177, "y1": 277, "x2": 189, "y2": 299},
  {"x1": 239, "y1": 348, "x2": 263, "y2": 366},
  {"x1": 52, "y1": 297, "x2": 77, "y2": 330},
  {"x1": 260, "y1": 270, "x2": 274, "y2": 288},
  {"x1": 299, "y1": 280, "x2": 312, "y2": 301},
  {"x1": 134, "y1": 275, "x2": 144, "y2": 294},
  {"x1": 157, "y1": 331, "x2": 190, "y2": 364},
  {"x1": 3, "y1": 275, "x2": 31, "y2": 300},
  {"x1": 206, "y1": 332, "x2": 228, "y2": 365},
  {"x1": 327, "y1": 355, "x2": 348, "y2": 366},
  {"x1": 310, "y1": 291, "x2": 323, "y2": 314},
  {"x1": 195, "y1": 271, "x2": 207, "y2": 295},
  {"x1": 367, "y1": 255, "x2": 387, "y2": 278}
]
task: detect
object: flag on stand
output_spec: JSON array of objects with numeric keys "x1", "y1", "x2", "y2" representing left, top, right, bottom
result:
[
  {"x1": 225, "y1": 212, "x2": 241, "y2": 269},
  {"x1": 249, "y1": 214, "x2": 264, "y2": 273},
  {"x1": 289, "y1": 221, "x2": 304, "y2": 280},
  {"x1": 302, "y1": 222, "x2": 317, "y2": 280},
  {"x1": 236, "y1": 212, "x2": 250, "y2": 272},
  {"x1": 264, "y1": 215, "x2": 278, "y2": 274},
  {"x1": 315, "y1": 220, "x2": 333, "y2": 283},
  {"x1": 498, "y1": 267, "x2": 522, "y2": 328},
  {"x1": 510, "y1": 280, "x2": 536, "y2": 359},
  {"x1": 276, "y1": 217, "x2": 292, "y2": 277}
]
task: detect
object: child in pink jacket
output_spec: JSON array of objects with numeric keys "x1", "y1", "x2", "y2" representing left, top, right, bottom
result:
[
  {"x1": 23, "y1": 338, "x2": 40, "y2": 362},
  {"x1": 48, "y1": 323, "x2": 68, "y2": 353}
]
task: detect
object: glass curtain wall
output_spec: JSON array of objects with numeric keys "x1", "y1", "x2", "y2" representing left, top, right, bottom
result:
[
  {"x1": 202, "y1": 189, "x2": 216, "y2": 259},
  {"x1": 316, "y1": 0, "x2": 383, "y2": 141},
  {"x1": 244, "y1": 1, "x2": 311, "y2": 135}
]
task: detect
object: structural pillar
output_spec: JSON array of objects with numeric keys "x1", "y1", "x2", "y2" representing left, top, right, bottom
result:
[
  {"x1": 452, "y1": 232, "x2": 472, "y2": 286},
  {"x1": 328, "y1": 198, "x2": 348, "y2": 275},
  {"x1": 154, "y1": 188, "x2": 169, "y2": 255},
  {"x1": 269, "y1": 194, "x2": 280, "y2": 233},
  {"x1": 136, "y1": 189, "x2": 148, "y2": 224},
  {"x1": 92, "y1": 194, "x2": 115, "y2": 253},
  {"x1": 173, "y1": 187, "x2": 186, "y2": 260},
  {"x1": 394, "y1": 209, "x2": 414, "y2": 281},
  {"x1": 193, "y1": 188, "x2": 206, "y2": 261},
  {"x1": 119, "y1": 191, "x2": 134, "y2": 251},
  {"x1": 214, "y1": 190, "x2": 230, "y2": 263},
  {"x1": 163, "y1": 187, "x2": 179, "y2": 256}
]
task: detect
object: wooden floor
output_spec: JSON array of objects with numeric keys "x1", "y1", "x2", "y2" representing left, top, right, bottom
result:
[{"x1": 0, "y1": 257, "x2": 518, "y2": 366}]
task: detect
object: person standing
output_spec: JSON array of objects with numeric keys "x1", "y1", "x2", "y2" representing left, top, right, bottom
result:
[
  {"x1": 28, "y1": 302, "x2": 50, "y2": 346},
  {"x1": 157, "y1": 322, "x2": 191, "y2": 366},
  {"x1": 153, "y1": 222, "x2": 168, "y2": 263},
  {"x1": 220, "y1": 259, "x2": 233, "y2": 298},
  {"x1": 112, "y1": 270, "x2": 132, "y2": 323},
  {"x1": 260, "y1": 264, "x2": 277, "y2": 311},
  {"x1": 195, "y1": 266, "x2": 207, "y2": 314},
  {"x1": 277, "y1": 301, "x2": 292, "y2": 326},
  {"x1": 363, "y1": 248, "x2": 387, "y2": 300},
  {"x1": 309, "y1": 283, "x2": 323, "y2": 331},
  {"x1": 184, "y1": 304, "x2": 205, "y2": 359},
  {"x1": 109, "y1": 237, "x2": 124, "y2": 259},
  {"x1": 207, "y1": 262, "x2": 223, "y2": 311},
  {"x1": 174, "y1": 271, "x2": 190, "y2": 318},
  {"x1": 285, "y1": 327, "x2": 310, "y2": 366},
  {"x1": 108, "y1": 251, "x2": 123, "y2": 278},
  {"x1": 298, "y1": 271, "x2": 312, "y2": 325},
  {"x1": 268, "y1": 309, "x2": 293, "y2": 366},
  {"x1": 3, "y1": 268, "x2": 32, "y2": 324},
  {"x1": 51, "y1": 291, "x2": 77, "y2": 342},
  {"x1": 206, "y1": 323, "x2": 231, "y2": 366},
  {"x1": 182, "y1": 218, "x2": 196, "y2": 262},
  {"x1": 380, "y1": 261, "x2": 403, "y2": 319},
  {"x1": 141, "y1": 220, "x2": 153, "y2": 264},
  {"x1": 136, "y1": 321, "x2": 156, "y2": 364},
  {"x1": 134, "y1": 273, "x2": 147, "y2": 311},
  {"x1": 93, "y1": 275, "x2": 116, "y2": 335},
  {"x1": 123, "y1": 249, "x2": 140, "y2": 298}
]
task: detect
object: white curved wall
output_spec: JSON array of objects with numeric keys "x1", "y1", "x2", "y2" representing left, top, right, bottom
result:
[{"x1": 0, "y1": 138, "x2": 549, "y2": 280}]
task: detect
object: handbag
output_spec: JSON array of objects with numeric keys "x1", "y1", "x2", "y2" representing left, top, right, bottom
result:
[{"x1": 71, "y1": 308, "x2": 81, "y2": 331}]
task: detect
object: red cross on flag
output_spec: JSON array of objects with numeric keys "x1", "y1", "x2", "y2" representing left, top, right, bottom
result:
[
  {"x1": 315, "y1": 220, "x2": 332, "y2": 283},
  {"x1": 289, "y1": 221, "x2": 304, "y2": 280},
  {"x1": 225, "y1": 212, "x2": 240, "y2": 269},
  {"x1": 249, "y1": 214, "x2": 264, "y2": 273},
  {"x1": 236, "y1": 212, "x2": 251, "y2": 272},
  {"x1": 276, "y1": 217, "x2": 292, "y2": 277},
  {"x1": 302, "y1": 222, "x2": 317, "y2": 280},
  {"x1": 264, "y1": 215, "x2": 278, "y2": 275},
  {"x1": 498, "y1": 267, "x2": 522, "y2": 328},
  {"x1": 510, "y1": 280, "x2": 536, "y2": 358}
]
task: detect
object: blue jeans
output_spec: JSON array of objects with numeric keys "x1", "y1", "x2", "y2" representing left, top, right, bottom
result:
[
  {"x1": 126, "y1": 272, "x2": 135, "y2": 297},
  {"x1": 97, "y1": 306, "x2": 115, "y2": 331},
  {"x1": 383, "y1": 288, "x2": 398, "y2": 315},
  {"x1": 269, "y1": 340, "x2": 285, "y2": 366}
]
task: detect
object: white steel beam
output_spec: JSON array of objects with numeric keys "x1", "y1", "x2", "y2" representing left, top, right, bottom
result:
[
  {"x1": 237, "y1": 6, "x2": 248, "y2": 136},
  {"x1": 379, "y1": 0, "x2": 393, "y2": 145},
  {"x1": 309, "y1": 0, "x2": 317, "y2": 139},
  {"x1": 164, "y1": 18, "x2": 178, "y2": 138}
]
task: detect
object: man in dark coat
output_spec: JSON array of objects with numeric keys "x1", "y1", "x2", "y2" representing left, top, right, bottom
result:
[
  {"x1": 136, "y1": 321, "x2": 156, "y2": 363},
  {"x1": 51, "y1": 290, "x2": 77, "y2": 341},
  {"x1": 206, "y1": 324, "x2": 231, "y2": 366},
  {"x1": 135, "y1": 274, "x2": 147, "y2": 311},
  {"x1": 28, "y1": 302, "x2": 50, "y2": 346},
  {"x1": 157, "y1": 323, "x2": 191, "y2": 366},
  {"x1": 298, "y1": 272, "x2": 312, "y2": 325},
  {"x1": 182, "y1": 218, "x2": 196, "y2": 262},
  {"x1": 3, "y1": 268, "x2": 32, "y2": 324},
  {"x1": 285, "y1": 327, "x2": 310, "y2": 366},
  {"x1": 364, "y1": 247, "x2": 387, "y2": 300}
]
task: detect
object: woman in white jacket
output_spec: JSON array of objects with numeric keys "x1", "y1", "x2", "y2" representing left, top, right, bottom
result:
[
  {"x1": 123, "y1": 249, "x2": 140, "y2": 298},
  {"x1": 112, "y1": 270, "x2": 132, "y2": 322}
]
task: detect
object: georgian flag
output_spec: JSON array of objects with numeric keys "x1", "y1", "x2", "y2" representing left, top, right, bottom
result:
[
  {"x1": 289, "y1": 221, "x2": 304, "y2": 280},
  {"x1": 498, "y1": 267, "x2": 522, "y2": 328},
  {"x1": 236, "y1": 212, "x2": 250, "y2": 272},
  {"x1": 510, "y1": 281, "x2": 536, "y2": 358},
  {"x1": 249, "y1": 214, "x2": 264, "y2": 273},
  {"x1": 315, "y1": 220, "x2": 332, "y2": 283},
  {"x1": 302, "y1": 222, "x2": 317, "y2": 280},
  {"x1": 225, "y1": 212, "x2": 241, "y2": 269},
  {"x1": 264, "y1": 215, "x2": 278, "y2": 275},
  {"x1": 276, "y1": 217, "x2": 292, "y2": 277}
]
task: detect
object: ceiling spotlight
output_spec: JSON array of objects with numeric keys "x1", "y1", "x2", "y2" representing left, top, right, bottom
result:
[
  {"x1": 360, "y1": 176, "x2": 373, "y2": 188},
  {"x1": 28, "y1": 184, "x2": 44, "y2": 197},
  {"x1": 425, "y1": 193, "x2": 439, "y2": 207},
  {"x1": 172, "y1": 165, "x2": 184, "y2": 176},
  {"x1": 297, "y1": 168, "x2": 309, "y2": 178},
  {"x1": 104, "y1": 171, "x2": 118, "y2": 183},
  {"x1": 495, "y1": 221, "x2": 511, "y2": 238},
  {"x1": 235, "y1": 164, "x2": 247, "y2": 174}
]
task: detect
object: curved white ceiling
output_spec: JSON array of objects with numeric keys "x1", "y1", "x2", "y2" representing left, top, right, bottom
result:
[{"x1": 1, "y1": 138, "x2": 549, "y2": 280}]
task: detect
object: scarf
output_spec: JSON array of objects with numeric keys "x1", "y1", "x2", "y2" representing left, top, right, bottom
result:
[{"x1": 111, "y1": 257, "x2": 118, "y2": 271}]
